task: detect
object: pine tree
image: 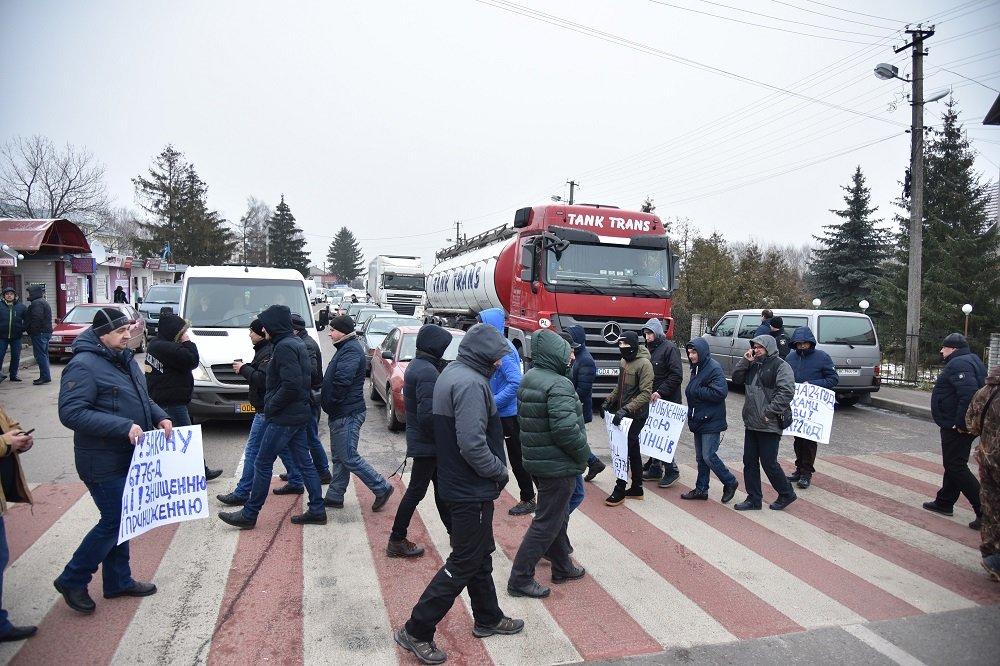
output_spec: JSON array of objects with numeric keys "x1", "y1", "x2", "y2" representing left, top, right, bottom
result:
[
  {"x1": 641, "y1": 197, "x2": 656, "y2": 213},
  {"x1": 807, "y1": 166, "x2": 887, "y2": 309},
  {"x1": 267, "y1": 195, "x2": 310, "y2": 277},
  {"x1": 326, "y1": 227, "x2": 365, "y2": 282},
  {"x1": 132, "y1": 145, "x2": 185, "y2": 259}
]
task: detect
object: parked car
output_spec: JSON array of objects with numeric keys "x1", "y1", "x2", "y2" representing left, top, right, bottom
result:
[
  {"x1": 702, "y1": 308, "x2": 881, "y2": 405},
  {"x1": 359, "y1": 314, "x2": 422, "y2": 375},
  {"x1": 369, "y1": 325, "x2": 463, "y2": 431},
  {"x1": 50, "y1": 303, "x2": 146, "y2": 361},
  {"x1": 357, "y1": 307, "x2": 395, "y2": 328},
  {"x1": 347, "y1": 303, "x2": 381, "y2": 323},
  {"x1": 137, "y1": 283, "x2": 182, "y2": 341}
]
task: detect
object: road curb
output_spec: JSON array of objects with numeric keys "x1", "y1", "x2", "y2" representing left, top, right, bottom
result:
[{"x1": 869, "y1": 395, "x2": 933, "y2": 421}]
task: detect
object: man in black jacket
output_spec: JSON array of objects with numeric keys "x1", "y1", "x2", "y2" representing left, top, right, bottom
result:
[
  {"x1": 395, "y1": 324, "x2": 523, "y2": 665},
  {"x1": 923, "y1": 333, "x2": 987, "y2": 529},
  {"x1": 387, "y1": 324, "x2": 454, "y2": 558},
  {"x1": 0, "y1": 287, "x2": 27, "y2": 382},
  {"x1": 568, "y1": 326, "x2": 606, "y2": 482},
  {"x1": 640, "y1": 317, "x2": 683, "y2": 487},
  {"x1": 768, "y1": 316, "x2": 791, "y2": 360},
  {"x1": 24, "y1": 285, "x2": 52, "y2": 385},
  {"x1": 218, "y1": 305, "x2": 326, "y2": 528}
]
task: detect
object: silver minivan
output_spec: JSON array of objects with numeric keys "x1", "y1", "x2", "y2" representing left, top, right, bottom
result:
[{"x1": 703, "y1": 308, "x2": 881, "y2": 405}]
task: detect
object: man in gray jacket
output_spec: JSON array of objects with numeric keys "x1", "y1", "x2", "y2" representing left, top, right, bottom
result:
[{"x1": 731, "y1": 335, "x2": 797, "y2": 511}]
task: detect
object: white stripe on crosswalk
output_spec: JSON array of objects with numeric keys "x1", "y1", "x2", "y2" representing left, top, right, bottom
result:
[
  {"x1": 842, "y1": 623, "x2": 928, "y2": 666},
  {"x1": 858, "y1": 455, "x2": 944, "y2": 486}
]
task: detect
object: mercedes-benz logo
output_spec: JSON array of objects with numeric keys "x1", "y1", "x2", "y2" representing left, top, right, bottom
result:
[{"x1": 602, "y1": 322, "x2": 623, "y2": 344}]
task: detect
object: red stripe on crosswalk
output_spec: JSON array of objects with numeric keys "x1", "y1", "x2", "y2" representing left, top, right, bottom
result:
[
  {"x1": 826, "y1": 455, "x2": 974, "y2": 512},
  {"x1": 11, "y1": 522, "x2": 179, "y2": 665},
  {"x1": 208, "y1": 492, "x2": 304, "y2": 666},
  {"x1": 4, "y1": 482, "x2": 88, "y2": 562},
  {"x1": 659, "y1": 481, "x2": 922, "y2": 622},
  {"x1": 573, "y1": 485, "x2": 802, "y2": 641},
  {"x1": 879, "y1": 452, "x2": 946, "y2": 475},
  {"x1": 358, "y1": 476, "x2": 493, "y2": 665}
]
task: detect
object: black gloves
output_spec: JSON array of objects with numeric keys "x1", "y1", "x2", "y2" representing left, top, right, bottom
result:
[
  {"x1": 613, "y1": 408, "x2": 629, "y2": 426},
  {"x1": 599, "y1": 402, "x2": 608, "y2": 419},
  {"x1": 496, "y1": 469, "x2": 510, "y2": 489}
]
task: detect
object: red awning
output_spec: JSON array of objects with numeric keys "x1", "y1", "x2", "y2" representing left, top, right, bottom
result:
[{"x1": 0, "y1": 218, "x2": 92, "y2": 253}]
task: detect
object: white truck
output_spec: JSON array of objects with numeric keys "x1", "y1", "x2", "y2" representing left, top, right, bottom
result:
[{"x1": 367, "y1": 255, "x2": 426, "y2": 316}]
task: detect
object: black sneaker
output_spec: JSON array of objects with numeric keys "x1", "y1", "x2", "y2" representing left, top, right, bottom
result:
[
  {"x1": 218, "y1": 510, "x2": 256, "y2": 529},
  {"x1": 658, "y1": 470, "x2": 680, "y2": 488},
  {"x1": 680, "y1": 489, "x2": 709, "y2": 500},
  {"x1": 32, "y1": 379, "x2": 50, "y2": 386},
  {"x1": 394, "y1": 627, "x2": 447, "y2": 665},
  {"x1": 721, "y1": 481, "x2": 739, "y2": 504},
  {"x1": 204, "y1": 467, "x2": 223, "y2": 481},
  {"x1": 216, "y1": 492, "x2": 247, "y2": 507},
  {"x1": 0, "y1": 625, "x2": 36, "y2": 642},
  {"x1": 642, "y1": 467, "x2": 662, "y2": 481},
  {"x1": 624, "y1": 486, "x2": 644, "y2": 501},
  {"x1": 786, "y1": 470, "x2": 802, "y2": 482},
  {"x1": 922, "y1": 501, "x2": 954, "y2": 516},
  {"x1": 508, "y1": 500, "x2": 536, "y2": 516},
  {"x1": 507, "y1": 580, "x2": 550, "y2": 598},
  {"x1": 8, "y1": 377, "x2": 21, "y2": 383},
  {"x1": 387, "y1": 539, "x2": 425, "y2": 558},
  {"x1": 472, "y1": 616, "x2": 525, "y2": 637},
  {"x1": 272, "y1": 483, "x2": 304, "y2": 496},
  {"x1": 797, "y1": 476, "x2": 811, "y2": 489},
  {"x1": 290, "y1": 511, "x2": 327, "y2": 525},
  {"x1": 584, "y1": 459, "x2": 606, "y2": 482},
  {"x1": 605, "y1": 486, "x2": 626, "y2": 506},
  {"x1": 734, "y1": 499, "x2": 762, "y2": 511},
  {"x1": 552, "y1": 565, "x2": 586, "y2": 584},
  {"x1": 770, "y1": 493, "x2": 798, "y2": 511},
  {"x1": 372, "y1": 485, "x2": 394, "y2": 512},
  {"x1": 324, "y1": 498, "x2": 345, "y2": 508}
]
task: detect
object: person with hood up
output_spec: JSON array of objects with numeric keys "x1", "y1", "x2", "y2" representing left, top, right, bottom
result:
[
  {"x1": 0, "y1": 404, "x2": 37, "y2": 641},
  {"x1": 113, "y1": 286, "x2": 127, "y2": 304},
  {"x1": 568, "y1": 325, "x2": 606, "y2": 482},
  {"x1": 143, "y1": 312, "x2": 223, "y2": 481},
  {"x1": 768, "y1": 316, "x2": 791, "y2": 360},
  {"x1": 784, "y1": 326, "x2": 838, "y2": 489},
  {"x1": 639, "y1": 317, "x2": 683, "y2": 488},
  {"x1": 387, "y1": 324, "x2": 454, "y2": 559},
  {"x1": 967, "y1": 365, "x2": 1000, "y2": 579},
  {"x1": 600, "y1": 330, "x2": 654, "y2": 506},
  {"x1": 55, "y1": 307, "x2": 171, "y2": 614},
  {"x1": 680, "y1": 338, "x2": 738, "y2": 503},
  {"x1": 731, "y1": 335, "x2": 797, "y2": 511},
  {"x1": 479, "y1": 308, "x2": 535, "y2": 516},
  {"x1": 507, "y1": 330, "x2": 590, "y2": 599},
  {"x1": 754, "y1": 309, "x2": 774, "y2": 338},
  {"x1": 218, "y1": 305, "x2": 326, "y2": 529},
  {"x1": 923, "y1": 333, "x2": 987, "y2": 529},
  {"x1": 24, "y1": 284, "x2": 52, "y2": 385},
  {"x1": 0, "y1": 287, "x2": 27, "y2": 382},
  {"x1": 395, "y1": 324, "x2": 523, "y2": 665}
]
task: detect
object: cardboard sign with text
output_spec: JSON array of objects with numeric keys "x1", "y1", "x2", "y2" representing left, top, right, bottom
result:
[{"x1": 782, "y1": 383, "x2": 836, "y2": 444}]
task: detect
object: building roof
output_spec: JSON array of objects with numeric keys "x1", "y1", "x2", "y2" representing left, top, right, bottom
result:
[
  {"x1": 0, "y1": 218, "x2": 91, "y2": 253},
  {"x1": 984, "y1": 94, "x2": 1000, "y2": 125}
]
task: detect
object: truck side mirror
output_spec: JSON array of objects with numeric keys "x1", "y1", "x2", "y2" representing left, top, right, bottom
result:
[{"x1": 669, "y1": 253, "x2": 681, "y2": 292}]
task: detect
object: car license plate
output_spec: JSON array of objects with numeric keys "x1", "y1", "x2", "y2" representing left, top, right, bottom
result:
[
  {"x1": 597, "y1": 367, "x2": 620, "y2": 376},
  {"x1": 837, "y1": 368, "x2": 861, "y2": 376},
  {"x1": 235, "y1": 403, "x2": 256, "y2": 414}
]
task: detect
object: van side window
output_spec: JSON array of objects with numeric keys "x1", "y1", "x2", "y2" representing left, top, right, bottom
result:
[
  {"x1": 737, "y1": 317, "x2": 760, "y2": 339},
  {"x1": 713, "y1": 315, "x2": 737, "y2": 338},
  {"x1": 780, "y1": 316, "x2": 809, "y2": 338},
  {"x1": 817, "y1": 316, "x2": 877, "y2": 346}
]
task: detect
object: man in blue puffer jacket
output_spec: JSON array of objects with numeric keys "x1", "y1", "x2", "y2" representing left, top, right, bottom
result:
[
  {"x1": 681, "y1": 338, "x2": 738, "y2": 503},
  {"x1": 479, "y1": 308, "x2": 535, "y2": 516},
  {"x1": 785, "y1": 327, "x2": 839, "y2": 489}
]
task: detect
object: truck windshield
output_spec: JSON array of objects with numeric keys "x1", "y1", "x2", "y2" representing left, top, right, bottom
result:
[
  {"x1": 382, "y1": 273, "x2": 425, "y2": 291},
  {"x1": 183, "y1": 278, "x2": 312, "y2": 328},
  {"x1": 143, "y1": 285, "x2": 181, "y2": 304},
  {"x1": 546, "y1": 244, "x2": 670, "y2": 291}
]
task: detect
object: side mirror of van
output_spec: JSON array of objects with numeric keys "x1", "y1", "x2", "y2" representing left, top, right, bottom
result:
[
  {"x1": 704, "y1": 325, "x2": 713, "y2": 336},
  {"x1": 317, "y1": 309, "x2": 330, "y2": 331}
]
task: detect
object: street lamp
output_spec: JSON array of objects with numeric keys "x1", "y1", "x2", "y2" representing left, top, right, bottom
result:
[
  {"x1": 962, "y1": 303, "x2": 973, "y2": 336},
  {"x1": 859, "y1": 299, "x2": 870, "y2": 314},
  {"x1": 812, "y1": 298, "x2": 821, "y2": 309}
]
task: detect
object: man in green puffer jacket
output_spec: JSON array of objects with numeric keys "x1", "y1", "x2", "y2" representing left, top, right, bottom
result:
[{"x1": 507, "y1": 330, "x2": 590, "y2": 600}]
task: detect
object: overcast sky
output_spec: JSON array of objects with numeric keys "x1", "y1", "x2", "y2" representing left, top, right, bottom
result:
[{"x1": 2, "y1": 0, "x2": 998, "y2": 272}]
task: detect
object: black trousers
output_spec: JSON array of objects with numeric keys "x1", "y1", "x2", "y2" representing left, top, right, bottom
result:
[
  {"x1": 935, "y1": 428, "x2": 981, "y2": 512},
  {"x1": 615, "y1": 414, "x2": 648, "y2": 490},
  {"x1": 502, "y1": 416, "x2": 535, "y2": 502},
  {"x1": 405, "y1": 501, "x2": 504, "y2": 641},
  {"x1": 390, "y1": 457, "x2": 452, "y2": 542},
  {"x1": 793, "y1": 437, "x2": 818, "y2": 476},
  {"x1": 743, "y1": 430, "x2": 794, "y2": 503},
  {"x1": 509, "y1": 476, "x2": 576, "y2": 587}
]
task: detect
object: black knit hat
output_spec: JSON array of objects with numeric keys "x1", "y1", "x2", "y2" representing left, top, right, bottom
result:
[
  {"x1": 290, "y1": 313, "x2": 307, "y2": 332},
  {"x1": 92, "y1": 307, "x2": 130, "y2": 336},
  {"x1": 331, "y1": 315, "x2": 355, "y2": 334},
  {"x1": 619, "y1": 330, "x2": 639, "y2": 347},
  {"x1": 249, "y1": 318, "x2": 265, "y2": 336},
  {"x1": 2, "y1": 286, "x2": 14, "y2": 296},
  {"x1": 769, "y1": 316, "x2": 784, "y2": 329},
  {"x1": 941, "y1": 332, "x2": 968, "y2": 349}
]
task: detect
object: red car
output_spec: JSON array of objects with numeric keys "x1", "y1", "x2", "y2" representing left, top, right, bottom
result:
[
  {"x1": 369, "y1": 325, "x2": 464, "y2": 431},
  {"x1": 50, "y1": 303, "x2": 146, "y2": 361}
]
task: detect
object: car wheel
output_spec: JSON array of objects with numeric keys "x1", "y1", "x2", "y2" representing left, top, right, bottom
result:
[
  {"x1": 386, "y1": 387, "x2": 403, "y2": 431},
  {"x1": 370, "y1": 378, "x2": 383, "y2": 403}
]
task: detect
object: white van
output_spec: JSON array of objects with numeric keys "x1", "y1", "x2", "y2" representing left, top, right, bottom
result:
[
  {"x1": 180, "y1": 266, "x2": 323, "y2": 422},
  {"x1": 703, "y1": 308, "x2": 881, "y2": 405}
]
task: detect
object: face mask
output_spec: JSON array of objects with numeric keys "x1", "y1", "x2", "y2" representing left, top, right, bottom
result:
[{"x1": 620, "y1": 346, "x2": 638, "y2": 362}]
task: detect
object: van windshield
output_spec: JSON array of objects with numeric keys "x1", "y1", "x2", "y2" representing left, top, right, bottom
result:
[
  {"x1": 183, "y1": 277, "x2": 311, "y2": 328},
  {"x1": 817, "y1": 315, "x2": 876, "y2": 346}
]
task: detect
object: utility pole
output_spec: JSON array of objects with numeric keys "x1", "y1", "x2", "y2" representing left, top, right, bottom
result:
[
  {"x1": 895, "y1": 25, "x2": 934, "y2": 383},
  {"x1": 567, "y1": 180, "x2": 579, "y2": 205}
]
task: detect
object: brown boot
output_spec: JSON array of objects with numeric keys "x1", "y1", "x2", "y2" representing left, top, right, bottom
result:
[{"x1": 387, "y1": 538, "x2": 425, "y2": 558}]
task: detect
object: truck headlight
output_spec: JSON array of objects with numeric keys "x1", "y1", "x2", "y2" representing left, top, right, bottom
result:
[{"x1": 192, "y1": 363, "x2": 211, "y2": 382}]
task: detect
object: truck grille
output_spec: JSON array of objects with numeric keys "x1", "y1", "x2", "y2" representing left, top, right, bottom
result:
[
  {"x1": 386, "y1": 294, "x2": 421, "y2": 315},
  {"x1": 210, "y1": 364, "x2": 248, "y2": 385},
  {"x1": 555, "y1": 315, "x2": 655, "y2": 392}
]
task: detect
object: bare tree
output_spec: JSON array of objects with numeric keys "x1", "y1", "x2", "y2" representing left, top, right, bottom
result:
[
  {"x1": 92, "y1": 206, "x2": 146, "y2": 256},
  {"x1": 234, "y1": 196, "x2": 272, "y2": 266},
  {"x1": 0, "y1": 135, "x2": 110, "y2": 232}
]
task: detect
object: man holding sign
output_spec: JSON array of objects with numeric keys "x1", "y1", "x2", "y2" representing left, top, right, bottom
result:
[
  {"x1": 785, "y1": 327, "x2": 838, "y2": 490},
  {"x1": 55, "y1": 308, "x2": 171, "y2": 614}
]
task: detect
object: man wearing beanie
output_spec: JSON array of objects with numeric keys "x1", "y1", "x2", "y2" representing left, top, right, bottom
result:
[
  {"x1": 144, "y1": 312, "x2": 222, "y2": 481},
  {"x1": 0, "y1": 287, "x2": 27, "y2": 382},
  {"x1": 923, "y1": 332, "x2": 987, "y2": 529},
  {"x1": 768, "y1": 316, "x2": 791, "y2": 360},
  {"x1": 322, "y1": 315, "x2": 393, "y2": 512}
]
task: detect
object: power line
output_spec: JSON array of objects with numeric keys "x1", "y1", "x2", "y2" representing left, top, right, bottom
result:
[
  {"x1": 935, "y1": 0, "x2": 1000, "y2": 25},
  {"x1": 795, "y1": 0, "x2": 904, "y2": 23},
  {"x1": 765, "y1": 0, "x2": 900, "y2": 28},
  {"x1": 301, "y1": 226, "x2": 453, "y2": 241},
  {"x1": 938, "y1": 67, "x2": 1000, "y2": 93}
]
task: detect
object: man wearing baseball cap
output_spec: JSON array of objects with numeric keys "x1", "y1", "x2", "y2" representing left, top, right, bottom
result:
[{"x1": 0, "y1": 287, "x2": 26, "y2": 382}]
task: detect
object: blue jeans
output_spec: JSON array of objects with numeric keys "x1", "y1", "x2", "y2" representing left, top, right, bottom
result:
[
  {"x1": 0, "y1": 517, "x2": 11, "y2": 633},
  {"x1": 31, "y1": 333, "x2": 50, "y2": 381},
  {"x1": 278, "y1": 405, "x2": 330, "y2": 488},
  {"x1": 694, "y1": 432, "x2": 737, "y2": 492},
  {"x1": 56, "y1": 474, "x2": 134, "y2": 593},
  {"x1": 161, "y1": 404, "x2": 192, "y2": 427},
  {"x1": 234, "y1": 413, "x2": 268, "y2": 498},
  {"x1": 243, "y1": 421, "x2": 325, "y2": 520},
  {"x1": 568, "y1": 474, "x2": 585, "y2": 514},
  {"x1": 0, "y1": 337, "x2": 21, "y2": 378},
  {"x1": 325, "y1": 411, "x2": 389, "y2": 503}
]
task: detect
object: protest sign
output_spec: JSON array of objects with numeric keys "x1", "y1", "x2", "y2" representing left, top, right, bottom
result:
[
  {"x1": 782, "y1": 382, "x2": 836, "y2": 444},
  {"x1": 604, "y1": 413, "x2": 631, "y2": 482},
  {"x1": 119, "y1": 425, "x2": 209, "y2": 545},
  {"x1": 638, "y1": 399, "x2": 687, "y2": 464}
]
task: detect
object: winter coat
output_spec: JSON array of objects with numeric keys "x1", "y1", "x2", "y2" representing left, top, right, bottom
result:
[
  {"x1": 643, "y1": 317, "x2": 683, "y2": 404},
  {"x1": 517, "y1": 330, "x2": 590, "y2": 478},
  {"x1": 932, "y1": 346, "x2": 987, "y2": 430},
  {"x1": 58, "y1": 328, "x2": 169, "y2": 483},
  {"x1": 113, "y1": 287, "x2": 128, "y2": 304},
  {"x1": 238, "y1": 339, "x2": 273, "y2": 411},
  {"x1": 786, "y1": 327, "x2": 839, "y2": 390},
  {"x1": 967, "y1": 365, "x2": 1000, "y2": 470},
  {"x1": 568, "y1": 325, "x2": 596, "y2": 423},
  {"x1": 731, "y1": 334, "x2": 795, "y2": 434},
  {"x1": 684, "y1": 337, "x2": 728, "y2": 434},
  {"x1": 403, "y1": 325, "x2": 452, "y2": 458},
  {"x1": 433, "y1": 323, "x2": 510, "y2": 503},
  {"x1": 24, "y1": 285, "x2": 52, "y2": 336},
  {"x1": 771, "y1": 328, "x2": 791, "y2": 360},
  {"x1": 144, "y1": 314, "x2": 198, "y2": 407},
  {"x1": 754, "y1": 321, "x2": 772, "y2": 337},
  {"x1": 259, "y1": 306, "x2": 312, "y2": 427},
  {"x1": 296, "y1": 331, "x2": 323, "y2": 405},
  {"x1": 605, "y1": 345, "x2": 654, "y2": 418},
  {"x1": 321, "y1": 332, "x2": 367, "y2": 419},
  {"x1": 0, "y1": 405, "x2": 33, "y2": 515},
  {"x1": 1, "y1": 300, "x2": 26, "y2": 340},
  {"x1": 480, "y1": 308, "x2": 522, "y2": 418}
]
